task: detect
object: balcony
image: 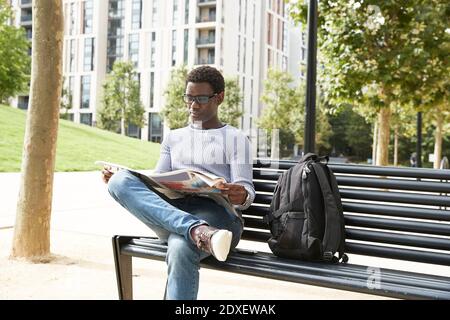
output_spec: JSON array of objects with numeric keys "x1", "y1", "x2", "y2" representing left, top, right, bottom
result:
[
  {"x1": 196, "y1": 37, "x2": 215, "y2": 47},
  {"x1": 20, "y1": 0, "x2": 32, "y2": 7},
  {"x1": 196, "y1": 15, "x2": 216, "y2": 23},
  {"x1": 196, "y1": 57, "x2": 215, "y2": 65},
  {"x1": 20, "y1": 13, "x2": 32, "y2": 25},
  {"x1": 198, "y1": 0, "x2": 216, "y2": 8}
]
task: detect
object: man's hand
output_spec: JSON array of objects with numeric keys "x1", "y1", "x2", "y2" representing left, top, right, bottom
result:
[
  {"x1": 214, "y1": 181, "x2": 248, "y2": 205},
  {"x1": 102, "y1": 166, "x2": 114, "y2": 184}
]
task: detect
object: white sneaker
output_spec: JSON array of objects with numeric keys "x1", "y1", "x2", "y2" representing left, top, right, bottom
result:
[{"x1": 210, "y1": 230, "x2": 233, "y2": 261}]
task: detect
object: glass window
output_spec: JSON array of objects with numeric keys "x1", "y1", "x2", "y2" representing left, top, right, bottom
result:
[
  {"x1": 184, "y1": 0, "x2": 189, "y2": 24},
  {"x1": 80, "y1": 76, "x2": 91, "y2": 109},
  {"x1": 109, "y1": 0, "x2": 124, "y2": 18},
  {"x1": 83, "y1": 0, "x2": 93, "y2": 34},
  {"x1": 129, "y1": 33, "x2": 139, "y2": 68},
  {"x1": 172, "y1": 30, "x2": 177, "y2": 66},
  {"x1": 172, "y1": 0, "x2": 179, "y2": 26},
  {"x1": 152, "y1": 0, "x2": 158, "y2": 27},
  {"x1": 148, "y1": 113, "x2": 163, "y2": 143},
  {"x1": 184, "y1": 29, "x2": 189, "y2": 64},
  {"x1": 150, "y1": 32, "x2": 156, "y2": 68},
  {"x1": 149, "y1": 72, "x2": 155, "y2": 108},
  {"x1": 69, "y1": 2, "x2": 77, "y2": 35},
  {"x1": 84, "y1": 37, "x2": 95, "y2": 71},
  {"x1": 70, "y1": 39, "x2": 76, "y2": 72},
  {"x1": 131, "y1": 0, "x2": 142, "y2": 29},
  {"x1": 80, "y1": 113, "x2": 92, "y2": 126}
]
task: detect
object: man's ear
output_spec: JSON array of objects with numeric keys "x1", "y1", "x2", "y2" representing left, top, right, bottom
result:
[{"x1": 217, "y1": 91, "x2": 225, "y2": 105}]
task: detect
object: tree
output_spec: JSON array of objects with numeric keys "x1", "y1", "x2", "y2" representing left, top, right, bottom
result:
[
  {"x1": 11, "y1": 1, "x2": 64, "y2": 260},
  {"x1": 289, "y1": 1, "x2": 449, "y2": 166},
  {"x1": 98, "y1": 61, "x2": 145, "y2": 135},
  {"x1": 258, "y1": 69, "x2": 331, "y2": 158},
  {"x1": 160, "y1": 65, "x2": 189, "y2": 129},
  {"x1": 219, "y1": 77, "x2": 243, "y2": 128},
  {"x1": 0, "y1": 0, "x2": 30, "y2": 103}
]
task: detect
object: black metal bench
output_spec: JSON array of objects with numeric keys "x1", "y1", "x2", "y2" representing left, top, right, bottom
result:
[{"x1": 112, "y1": 159, "x2": 450, "y2": 300}]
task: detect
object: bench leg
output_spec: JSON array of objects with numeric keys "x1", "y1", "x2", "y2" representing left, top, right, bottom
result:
[{"x1": 112, "y1": 236, "x2": 133, "y2": 300}]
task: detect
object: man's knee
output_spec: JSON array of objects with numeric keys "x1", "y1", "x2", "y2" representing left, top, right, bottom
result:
[{"x1": 107, "y1": 170, "x2": 135, "y2": 198}]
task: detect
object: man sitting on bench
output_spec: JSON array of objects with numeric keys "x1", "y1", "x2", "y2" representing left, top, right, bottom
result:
[{"x1": 102, "y1": 66, "x2": 256, "y2": 300}]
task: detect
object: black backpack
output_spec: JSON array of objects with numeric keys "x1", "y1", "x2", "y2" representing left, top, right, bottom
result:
[{"x1": 265, "y1": 153, "x2": 348, "y2": 263}]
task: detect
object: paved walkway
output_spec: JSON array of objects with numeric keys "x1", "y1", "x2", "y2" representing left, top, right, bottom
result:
[{"x1": 0, "y1": 171, "x2": 448, "y2": 300}]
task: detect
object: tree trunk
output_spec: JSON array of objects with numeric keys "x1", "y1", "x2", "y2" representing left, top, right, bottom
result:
[
  {"x1": 376, "y1": 107, "x2": 391, "y2": 166},
  {"x1": 372, "y1": 121, "x2": 378, "y2": 165},
  {"x1": 11, "y1": 1, "x2": 64, "y2": 259},
  {"x1": 271, "y1": 129, "x2": 280, "y2": 160},
  {"x1": 121, "y1": 109, "x2": 126, "y2": 135},
  {"x1": 394, "y1": 126, "x2": 398, "y2": 167},
  {"x1": 433, "y1": 113, "x2": 443, "y2": 169}
]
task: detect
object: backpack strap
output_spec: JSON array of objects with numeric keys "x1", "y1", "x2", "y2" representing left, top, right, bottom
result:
[
  {"x1": 324, "y1": 165, "x2": 348, "y2": 263},
  {"x1": 311, "y1": 163, "x2": 345, "y2": 262}
]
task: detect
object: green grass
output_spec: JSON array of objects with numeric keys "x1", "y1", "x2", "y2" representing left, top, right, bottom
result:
[{"x1": 0, "y1": 104, "x2": 161, "y2": 172}]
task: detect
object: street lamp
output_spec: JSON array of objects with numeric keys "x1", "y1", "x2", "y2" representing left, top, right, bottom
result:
[{"x1": 304, "y1": 0, "x2": 318, "y2": 154}]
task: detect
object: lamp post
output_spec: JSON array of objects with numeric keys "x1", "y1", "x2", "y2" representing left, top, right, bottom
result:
[{"x1": 304, "y1": 0, "x2": 318, "y2": 154}]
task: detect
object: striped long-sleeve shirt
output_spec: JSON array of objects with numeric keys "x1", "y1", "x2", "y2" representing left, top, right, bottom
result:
[{"x1": 154, "y1": 124, "x2": 256, "y2": 211}]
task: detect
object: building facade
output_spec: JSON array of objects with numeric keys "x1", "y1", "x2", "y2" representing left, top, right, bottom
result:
[{"x1": 9, "y1": 0, "x2": 304, "y2": 143}]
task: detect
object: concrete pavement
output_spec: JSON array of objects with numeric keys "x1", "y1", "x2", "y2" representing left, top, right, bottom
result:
[{"x1": 0, "y1": 171, "x2": 447, "y2": 300}]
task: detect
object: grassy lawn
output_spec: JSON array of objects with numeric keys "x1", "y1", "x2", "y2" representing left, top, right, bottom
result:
[{"x1": 0, "y1": 104, "x2": 161, "y2": 172}]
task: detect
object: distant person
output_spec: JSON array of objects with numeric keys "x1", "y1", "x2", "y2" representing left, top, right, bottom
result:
[
  {"x1": 410, "y1": 152, "x2": 417, "y2": 167},
  {"x1": 101, "y1": 66, "x2": 255, "y2": 300}
]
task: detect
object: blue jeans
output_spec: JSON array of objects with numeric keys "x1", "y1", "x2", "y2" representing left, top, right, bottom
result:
[{"x1": 107, "y1": 170, "x2": 243, "y2": 300}]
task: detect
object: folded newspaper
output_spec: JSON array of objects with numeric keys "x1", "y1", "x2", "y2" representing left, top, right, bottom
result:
[{"x1": 96, "y1": 161, "x2": 240, "y2": 218}]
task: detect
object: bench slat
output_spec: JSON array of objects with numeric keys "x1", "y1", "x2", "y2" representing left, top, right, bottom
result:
[
  {"x1": 342, "y1": 203, "x2": 450, "y2": 222},
  {"x1": 346, "y1": 242, "x2": 450, "y2": 266},
  {"x1": 253, "y1": 159, "x2": 450, "y2": 180},
  {"x1": 345, "y1": 215, "x2": 450, "y2": 236},
  {"x1": 346, "y1": 228, "x2": 450, "y2": 251},
  {"x1": 340, "y1": 189, "x2": 450, "y2": 207},
  {"x1": 254, "y1": 176, "x2": 450, "y2": 194}
]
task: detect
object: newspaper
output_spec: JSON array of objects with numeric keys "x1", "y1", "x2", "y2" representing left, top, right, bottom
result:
[{"x1": 96, "y1": 161, "x2": 240, "y2": 219}]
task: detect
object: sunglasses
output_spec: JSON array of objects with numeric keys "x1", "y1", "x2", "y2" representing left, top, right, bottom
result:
[{"x1": 183, "y1": 93, "x2": 218, "y2": 105}]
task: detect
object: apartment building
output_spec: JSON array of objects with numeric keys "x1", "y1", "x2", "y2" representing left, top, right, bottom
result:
[{"x1": 9, "y1": 0, "x2": 304, "y2": 143}]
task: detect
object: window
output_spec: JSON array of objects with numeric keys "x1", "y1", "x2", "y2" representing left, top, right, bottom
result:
[
  {"x1": 243, "y1": 0, "x2": 247, "y2": 34},
  {"x1": 267, "y1": 13, "x2": 273, "y2": 45},
  {"x1": 172, "y1": 0, "x2": 179, "y2": 26},
  {"x1": 84, "y1": 37, "x2": 94, "y2": 71},
  {"x1": 80, "y1": 113, "x2": 92, "y2": 126},
  {"x1": 129, "y1": 33, "x2": 139, "y2": 68},
  {"x1": 243, "y1": 39, "x2": 247, "y2": 72},
  {"x1": 70, "y1": 39, "x2": 76, "y2": 72},
  {"x1": 131, "y1": 0, "x2": 142, "y2": 29},
  {"x1": 237, "y1": 35, "x2": 240, "y2": 71},
  {"x1": 108, "y1": 19, "x2": 123, "y2": 37},
  {"x1": 150, "y1": 32, "x2": 156, "y2": 68},
  {"x1": 69, "y1": 2, "x2": 76, "y2": 35},
  {"x1": 80, "y1": 76, "x2": 91, "y2": 109},
  {"x1": 82, "y1": 0, "x2": 93, "y2": 34},
  {"x1": 152, "y1": 0, "x2": 158, "y2": 27},
  {"x1": 171, "y1": 30, "x2": 177, "y2": 66},
  {"x1": 149, "y1": 72, "x2": 155, "y2": 108},
  {"x1": 109, "y1": 0, "x2": 124, "y2": 18},
  {"x1": 107, "y1": 15, "x2": 124, "y2": 71},
  {"x1": 148, "y1": 113, "x2": 163, "y2": 143},
  {"x1": 184, "y1": 0, "x2": 189, "y2": 24},
  {"x1": 184, "y1": 29, "x2": 189, "y2": 64}
]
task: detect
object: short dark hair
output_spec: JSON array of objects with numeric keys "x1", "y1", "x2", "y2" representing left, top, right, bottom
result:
[{"x1": 186, "y1": 66, "x2": 225, "y2": 94}]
